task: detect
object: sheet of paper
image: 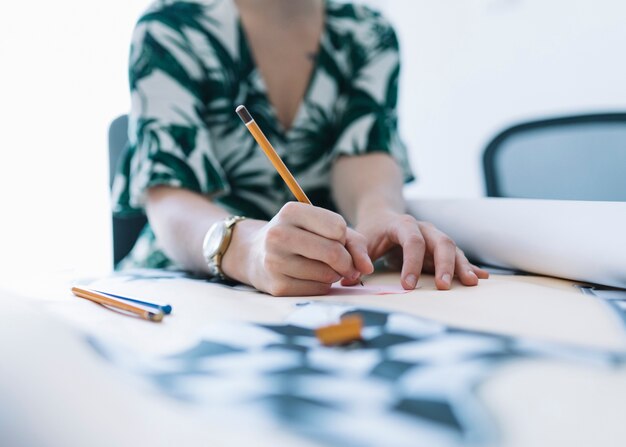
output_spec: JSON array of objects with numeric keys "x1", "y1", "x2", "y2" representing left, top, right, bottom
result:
[
  {"x1": 78, "y1": 271, "x2": 626, "y2": 352},
  {"x1": 407, "y1": 198, "x2": 626, "y2": 289},
  {"x1": 329, "y1": 283, "x2": 415, "y2": 296},
  {"x1": 6, "y1": 271, "x2": 626, "y2": 447},
  {"x1": 85, "y1": 302, "x2": 626, "y2": 447}
]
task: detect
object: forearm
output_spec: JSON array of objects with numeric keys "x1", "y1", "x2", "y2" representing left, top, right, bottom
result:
[
  {"x1": 145, "y1": 186, "x2": 238, "y2": 275},
  {"x1": 331, "y1": 153, "x2": 406, "y2": 226}
]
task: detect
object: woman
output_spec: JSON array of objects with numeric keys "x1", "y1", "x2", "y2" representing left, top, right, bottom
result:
[{"x1": 112, "y1": 0, "x2": 488, "y2": 296}]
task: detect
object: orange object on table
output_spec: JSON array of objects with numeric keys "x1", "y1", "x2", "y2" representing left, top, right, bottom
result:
[{"x1": 315, "y1": 315, "x2": 363, "y2": 346}]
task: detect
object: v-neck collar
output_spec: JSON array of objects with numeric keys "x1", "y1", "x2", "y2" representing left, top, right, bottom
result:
[{"x1": 232, "y1": 0, "x2": 329, "y2": 140}]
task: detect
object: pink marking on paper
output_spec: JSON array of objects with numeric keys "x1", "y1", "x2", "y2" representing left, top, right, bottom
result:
[{"x1": 328, "y1": 283, "x2": 414, "y2": 296}]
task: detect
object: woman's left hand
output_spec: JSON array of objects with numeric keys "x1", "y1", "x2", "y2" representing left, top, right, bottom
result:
[{"x1": 344, "y1": 210, "x2": 489, "y2": 290}]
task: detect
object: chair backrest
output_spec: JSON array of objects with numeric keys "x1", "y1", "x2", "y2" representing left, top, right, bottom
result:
[
  {"x1": 108, "y1": 115, "x2": 147, "y2": 266},
  {"x1": 483, "y1": 113, "x2": 626, "y2": 201}
]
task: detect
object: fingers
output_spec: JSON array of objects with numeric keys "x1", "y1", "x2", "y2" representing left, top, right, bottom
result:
[
  {"x1": 453, "y1": 248, "x2": 479, "y2": 287},
  {"x1": 340, "y1": 233, "x2": 376, "y2": 289},
  {"x1": 420, "y1": 223, "x2": 476, "y2": 290},
  {"x1": 387, "y1": 215, "x2": 426, "y2": 290},
  {"x1": 392, "y1": 217, "x2": 488, "y2": 290},
  {"x1": 265, "y1": 222, "x2": 359, "y2": 280},
  {"x1": 345, "y1": 228, "x2": 374, "y2": 276},
  {"x1": 271, "y1": 203, "x2": 374, "y2": 281},
  {"x1": 420, "y1": 223, "x2": 457, "y2": 290},
  {"x1": 265, "y1": 274, "x2": 333, "y2": 297},
  {"x1": 265, "y1": 215, "x2": 366, "y2": 280},
  {"x1": 265, "y1": 253, "x2": 342, "y2": 284},
  {"x1": 472, "y1": 265, "x2": 490, "y2": 279},
  {"x1": 275, "y1": 202, "x2": 348, "y2": 244},
  {"x1": 340, "y1": 276, "x2": 360, "y2": 287},
  {"x1": 340, "y1": 230, "x2": 374, "y2": 286}
]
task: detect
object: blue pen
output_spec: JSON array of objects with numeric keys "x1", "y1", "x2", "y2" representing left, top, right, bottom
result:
[{"x1": 92, "y1": 289, "x2": 173, "y2": 314}]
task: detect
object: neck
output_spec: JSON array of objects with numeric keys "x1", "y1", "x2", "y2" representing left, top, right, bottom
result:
[{"x1": 234, "y1": 0, "x2": 322, "y2": 21}]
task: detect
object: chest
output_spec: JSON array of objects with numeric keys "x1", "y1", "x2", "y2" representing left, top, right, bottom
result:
[{"x1": 240, "y1": 15, "x2": 324, "y2": 131}]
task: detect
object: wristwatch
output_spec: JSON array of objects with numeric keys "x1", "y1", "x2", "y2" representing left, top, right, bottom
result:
[{"x1": 202, "y1": 215, "x2": 247, "y2": 280}]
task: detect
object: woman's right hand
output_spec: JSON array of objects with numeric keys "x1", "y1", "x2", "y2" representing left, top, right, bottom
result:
[{"x1": 222, "y1": 202, "x2": 373, "y2": 296}]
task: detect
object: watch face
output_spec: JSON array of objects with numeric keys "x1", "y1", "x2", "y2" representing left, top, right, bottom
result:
[{"x1": 203, "y1": 222, "x2": 227, "y2": 258}]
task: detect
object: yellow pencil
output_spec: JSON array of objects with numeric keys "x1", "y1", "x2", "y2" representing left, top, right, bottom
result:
[
  {"x1": 236, "y1": 105, "x2": 312, "y2": 204},
  {"x1": 71, "y1": 286, "x2": 164, "y2": 322}
]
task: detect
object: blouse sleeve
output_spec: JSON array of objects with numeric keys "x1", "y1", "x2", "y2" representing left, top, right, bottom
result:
[
  {"x1": 112, "y1": 4, "x2": 230, "y2": 216},
  {"x1": 332, "y1": 12, "x2": 414, "y2": 183}
]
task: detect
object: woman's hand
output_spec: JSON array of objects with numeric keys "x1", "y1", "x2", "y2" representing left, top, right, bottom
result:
[
  {"x1": 344, "y1": 210, "x2": 489, "y2": 290},
  {"x1": 222, "y1": 202, "x2": 374, "y2": 296}
]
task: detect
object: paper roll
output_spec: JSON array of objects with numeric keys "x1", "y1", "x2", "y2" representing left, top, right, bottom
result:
[{"x1": 407, "y1": 198, "x2": 626, "y2": 288}]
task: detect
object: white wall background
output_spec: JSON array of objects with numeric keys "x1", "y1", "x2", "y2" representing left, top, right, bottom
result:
[
  {"x1": 383, "y1": 0, "x2": 626, "y2": 197},
  {"x1": 0, "y1": 1, "x2": 149, "y2": 280},
  {"x1": 1, "y1": 0, "x2": 625, "y2": 282}
]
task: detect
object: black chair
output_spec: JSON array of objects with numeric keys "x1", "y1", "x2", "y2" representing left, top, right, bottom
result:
[
  {"x1": 108, "y1": 114, "x2": 147, "y2": 266},
  {"x1": 483, "y1": 113, "x2": 626, "y2": 201}
]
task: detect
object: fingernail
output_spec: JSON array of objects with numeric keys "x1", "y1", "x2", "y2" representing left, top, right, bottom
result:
[
  {"x1": 442, "y1": 273, "x2": 451, "y2": 285},
  {"x1": 351, "y1": 271, "x2": 360, "y2": 281},
  {"x1": 468, "y1": 270, "x2": 478, "y2": 279},
  {"x1": 405, "y1": 274, "x2": 417, "y2": 289}
]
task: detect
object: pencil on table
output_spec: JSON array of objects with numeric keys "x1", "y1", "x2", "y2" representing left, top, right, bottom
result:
[
  {"x1": 71, "y1": 286, "x2": 164, "y2": 322},
  {"x1": 235, "y1": 105, "x2": 312, "y2": 205},
  {"x1": 92, "y1": 289, "x2": 173, "y2": 315}
]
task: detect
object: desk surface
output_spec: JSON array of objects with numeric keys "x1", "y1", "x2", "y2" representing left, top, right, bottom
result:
[{"x1": 1, "y1": 272, "x2": 625, "y2": 447}]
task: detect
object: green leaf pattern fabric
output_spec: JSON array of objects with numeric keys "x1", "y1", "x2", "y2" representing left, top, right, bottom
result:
[{"x1": 112, "y1": 0, "x2": 414, "y2": 269}]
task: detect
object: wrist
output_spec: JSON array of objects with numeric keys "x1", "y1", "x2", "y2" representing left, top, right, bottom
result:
[
  {"x1": 202, "y1": 216, "x2": 247, "y2": 279},
  {"x1": 220, "y1": 219, "x2": 265, "y2": 284}
]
